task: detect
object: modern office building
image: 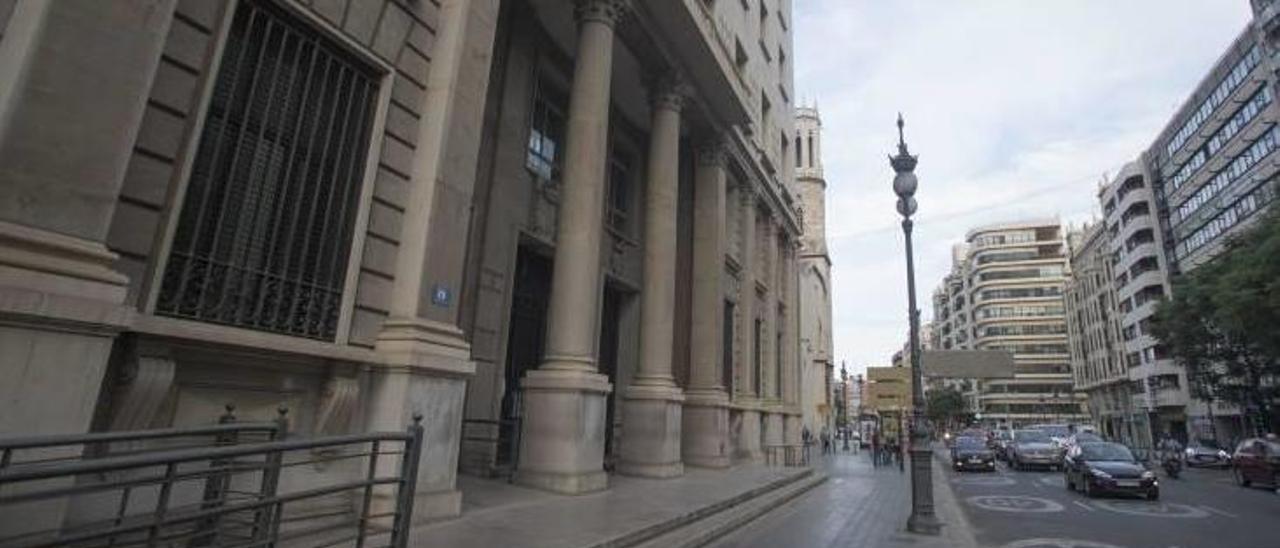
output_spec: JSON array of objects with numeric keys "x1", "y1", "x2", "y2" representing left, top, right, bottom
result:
[
  {"x1": 0, "y1": 0, "x2": 808, "y2": 532},
  {"x1": 796, "y1": 105, "x2": 835, "y2": 437},
  {"x1": 931, "y1": 220, "x2": 1087, "y2": 428},
  {"x1": 1146, "y1": 24, "x2": 1279, "y2": 274}
]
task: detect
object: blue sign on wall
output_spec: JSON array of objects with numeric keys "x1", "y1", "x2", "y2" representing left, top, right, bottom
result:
[{"x1": 432, "y1": 284, "x2": 452, "y2": 307}]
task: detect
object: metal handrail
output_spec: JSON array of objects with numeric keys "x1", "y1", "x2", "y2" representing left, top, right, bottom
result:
[
  {"x1": 0, "y1": 422, "x2": 280, "y2": 452},
  {"x1": 0, "y1": 416, "x2": 425, "y2": 548}
]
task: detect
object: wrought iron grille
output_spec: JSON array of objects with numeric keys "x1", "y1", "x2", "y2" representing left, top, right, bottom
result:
[{"x1": 158, "y1": 0, "x2": 379, "y2": 340}]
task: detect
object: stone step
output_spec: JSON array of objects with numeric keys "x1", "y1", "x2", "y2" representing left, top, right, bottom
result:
[{"x1": 584, "y1": 467, "x2": 827, "y2": 548}]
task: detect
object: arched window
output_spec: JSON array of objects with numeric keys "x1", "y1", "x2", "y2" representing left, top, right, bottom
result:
[
  {"x1": 807, "y1": 134, "x2": 814, "y2": 167},
  {"x1": 794, "y1": 135, "x2": 802, "y2": 167}
]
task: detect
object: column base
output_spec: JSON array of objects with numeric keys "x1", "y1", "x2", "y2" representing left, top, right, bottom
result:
[
  {"x1": 682, "y1": 389, "x2": 731, "y2": 468},
  {"x1": 763, "y1": 406, "x2": 785, "y2": 447},
  {"x1": 517, "y1": 367, "x2": 612, "y2": 494},
  {"x1": 784, "y1": 414, "x2": 803, "y2": 446},
  {"x1": 732, "y1": 404, "x2": 764, "y2": 462},
  {"x1": 617, "y1": 383, "x2": 684, "y2": 478}
]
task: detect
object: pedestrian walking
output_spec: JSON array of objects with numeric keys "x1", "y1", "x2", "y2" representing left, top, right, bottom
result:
[{"x1": 870, "y1": 432, "x2": 880, "y2": 467}]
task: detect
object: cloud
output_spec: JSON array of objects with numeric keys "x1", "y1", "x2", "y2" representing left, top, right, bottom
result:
[{"x1": 794, "y1": 0, "x2": 1253, "y2": 377}]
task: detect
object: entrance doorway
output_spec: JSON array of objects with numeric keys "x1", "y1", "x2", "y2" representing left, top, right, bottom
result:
[
  {"x1": 599, "y1": 285, "x2": 624, "y2": 465},
  {"x1": 498, "y1": 245, "x2": 552, "y2": 466}
]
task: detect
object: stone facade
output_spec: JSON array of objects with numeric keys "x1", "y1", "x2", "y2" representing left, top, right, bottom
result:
[
  {"x1": 456, "y1": 0, "x2": 805, "y2": 491},
  {"x1": 0, "y1": 0, "x2": 497, "y2": 525},
  {"x1": 0, "y1": 1, "x2": 807, "y2": 534}
]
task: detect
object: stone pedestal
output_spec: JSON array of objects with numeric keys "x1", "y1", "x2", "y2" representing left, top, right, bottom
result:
[
  {"x1": 763, "y1": 408, "x2": 785, "y2": 447},
  {"x1": 516, "y1": 369, "x2": 612, "y2": 494},
  {"x1": 618, "y1": 385, "x2": 684, "y2": 478},
  {"x1": 784, "y1": 413, "x2": 803, "y2": 446},
  {"x1": 682, "y1": 389, "x2": 731, "y2": 468},
  {"x1": 734, "y1": 405, "x2": 764, "y2": 461},
  {"x1": 370, "y1": 319, "x2": 474, "y2": 520}
]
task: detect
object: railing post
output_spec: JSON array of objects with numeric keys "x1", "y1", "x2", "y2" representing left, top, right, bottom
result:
[
  {"x1": 356, "y1": 440, "x2": 381, "y2": 548},
  {"x1": 390, "y1": 413, "x2": 424, "y2": 548},
  {"x1": 193, "y1": 404, "x2": 238, "y2": 546}
]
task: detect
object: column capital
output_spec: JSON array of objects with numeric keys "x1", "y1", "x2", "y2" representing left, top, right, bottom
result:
[
  {"x1": 695, "y1": 136, "x2": 729, "y2": 167},
  {"x1": 574, "y1": 0, "x2": 630, "y2": 27},
  {"x1": 649, "y1": 71, "x2": 693, "y2": 113}
]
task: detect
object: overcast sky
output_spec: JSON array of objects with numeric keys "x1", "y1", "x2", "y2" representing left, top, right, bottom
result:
[{"x1": 792, "y1": 1, "x2": 1253, "y2": 378}]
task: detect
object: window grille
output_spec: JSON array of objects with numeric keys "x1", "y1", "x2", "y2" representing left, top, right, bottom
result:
[
  {"x1": 606, "y1": 153, "x2": 631, "y2": 232},
  {"x1": 158, "y1": 0, "x2": 379, "y2": 340}
]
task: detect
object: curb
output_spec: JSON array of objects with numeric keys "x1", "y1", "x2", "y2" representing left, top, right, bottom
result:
[
  {"x1": 931, "y1": 447, "x2": 982, "y2": 548},
  {"x1": 585, "y1": 467, "x2": 816, "y2": 548}
]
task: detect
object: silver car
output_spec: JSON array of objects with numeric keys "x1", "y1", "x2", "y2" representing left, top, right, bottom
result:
[{"x1": 1011, "y1": 429, "x2": 1062, "y2": 471}]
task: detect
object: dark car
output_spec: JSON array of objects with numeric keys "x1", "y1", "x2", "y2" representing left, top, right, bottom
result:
[
  {"x1": 1231, "y1": 437, "x2": 1280, "y2": 488},
  {"x1": 1064, "y1": 442, "x2": 1158, "y2": 500},
  {"x1": 951, "y1": 436, "x2": 996, "y2": 472},
  {"x1": 1184, "y1": 440, "x2": 1231, "y2": 468},
  {"x1": 1010, "y1": 429, "x2": 1061, "y2": 471}
]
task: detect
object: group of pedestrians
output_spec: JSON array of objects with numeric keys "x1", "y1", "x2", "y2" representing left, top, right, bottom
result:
[{"x1": 868, "y1": 431, "x2": 903, "y2": 469}]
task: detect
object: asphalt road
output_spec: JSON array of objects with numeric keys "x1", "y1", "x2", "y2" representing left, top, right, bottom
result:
[{"x1": 945, "y1": 453, "x2": 1280, "y2": 548}]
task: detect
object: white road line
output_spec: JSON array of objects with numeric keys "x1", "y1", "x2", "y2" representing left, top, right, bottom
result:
[
  {"x1": 1198, "y1": 505, "x2": 1238, "y2": 518},
  {"x1": 1072, "y1": 500, "x2": 1096, "y2": 512}
]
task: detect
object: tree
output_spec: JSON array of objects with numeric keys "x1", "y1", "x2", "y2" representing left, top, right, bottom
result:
[
  {"x1": 1151, "y1": 209, "x2": 1280, "y2": 435},
  {"x1": 925, "y1": 385, "x2": 967, "y2": 431}
]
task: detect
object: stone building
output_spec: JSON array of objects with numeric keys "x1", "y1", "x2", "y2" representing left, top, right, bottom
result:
[
  {"x1": 931, "y1": 221, "x2": 1088, "y2": 428},
  {"x1": 456, "y1": 0, "x2": 805, "y2": 491},
  {"x1": 1064, "y1": 212, "x2": 1129, "y2": 443},
  {"x1": 795, "y1": 105, "x2": 834, "y2": 436},
  {"x1": 0, "y1": 0, "x2": 806, "y2": 526}
]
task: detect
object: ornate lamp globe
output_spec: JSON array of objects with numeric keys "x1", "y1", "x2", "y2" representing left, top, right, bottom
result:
[{"x1": 893, "y1": 171, "x2": 918, "y2": 198}]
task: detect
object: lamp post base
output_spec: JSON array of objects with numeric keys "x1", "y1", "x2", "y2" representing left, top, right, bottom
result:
[{"x1": 906, "y1": 444, "x2": 940, "y2": 535}]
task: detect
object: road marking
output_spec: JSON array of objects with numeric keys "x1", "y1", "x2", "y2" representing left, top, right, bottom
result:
[
  {"x1": 1071, "y1": 500, "x2": 1095, "y2": 512},
  {"x1": 1000, "y1": 538, "x2": 1126, "y2": 548},
  {"x1": 967, "y1": 495, "x2": 1065, "y2": 513},
  {"x1": 1090, "y1": 500, "x2": 1209, "y2": 519},
  {"x1": 1197, "y1": 505, "x2": 1238, "y2": 518}
]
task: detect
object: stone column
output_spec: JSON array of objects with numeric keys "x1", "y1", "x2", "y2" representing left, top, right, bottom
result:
[
  {"x1": 516, "y1": 0, "x2": 625, "y2": 494},
  {"x1": 618, "y1": 75, "x2": 687, "y2": 478},
  {"x1": 0, "y1": 1, "x2": 175, "y2": 537},
  {"x1": 781, "y1": 238, "x2": 803, "y2": 446},
  {"x1": 734, "y1": 186, "x2": 763, "y2": 461},
  {"x1": 682, "y1": 137, "x2": 732, "y2": 468},
  {"x1": 762, "y1": 221, "x2": 784, "y2": 451}
]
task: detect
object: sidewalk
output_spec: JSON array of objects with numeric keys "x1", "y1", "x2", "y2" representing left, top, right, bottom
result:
[
  {"x1": 709, "y1": 446, "x2": 980, "y2": 548},
  {"x1": 410, "y1": 464, "x2": 816, "y2": 548}
]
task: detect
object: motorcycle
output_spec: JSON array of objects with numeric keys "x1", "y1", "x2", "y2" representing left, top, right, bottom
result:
[{"x1": 1161, "y1": 453, "x2": 1182, "y2": 479}]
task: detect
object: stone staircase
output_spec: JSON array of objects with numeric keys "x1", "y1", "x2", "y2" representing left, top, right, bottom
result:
[{"x1": 586, "y1": 468, "x2": 828, "y2": 548}]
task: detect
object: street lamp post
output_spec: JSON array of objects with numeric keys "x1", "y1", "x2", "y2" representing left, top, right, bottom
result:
[{"x1": 890, "y1": 114, "x2": 940, "y2": 535}]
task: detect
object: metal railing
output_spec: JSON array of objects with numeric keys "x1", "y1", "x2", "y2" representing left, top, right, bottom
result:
[
  {"x1": 0, "y1": 406, "x2": 282, "y2": 473},
  {"x1": 0, "y1": 415, "x2": 424, "y2": 548}
]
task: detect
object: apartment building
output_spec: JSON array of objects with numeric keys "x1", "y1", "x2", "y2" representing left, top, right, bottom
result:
[
  {"x1": 1065, "y1": 190, "x2": 1131, "y2": 444},
  {"x1": 931, "y1": 221, "x2": 1087, "y2": 428}
]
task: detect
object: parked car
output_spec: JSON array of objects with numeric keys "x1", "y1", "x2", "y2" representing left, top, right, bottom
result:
[
  {"x1": 1064, "y1": 442, "x2": 1159, "y2": 500},
  {"x1": 1184, "y1": 440, "x2": 1231, "y2": 468},
  {"x1": 1231, "y1": 437, "x2": 1280, "y2": 488},
  {"x1": 1010, "y1": 429, "x2": 1062, "y2": 471},
  {"x1": 951, "y1": 436, "x2": 997, "y2": 472}
]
